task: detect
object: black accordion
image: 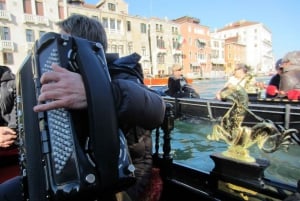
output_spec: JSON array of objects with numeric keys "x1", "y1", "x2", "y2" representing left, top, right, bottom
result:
[{"x1": 16, "y1": 32, "x2": 135, "y2": 201}]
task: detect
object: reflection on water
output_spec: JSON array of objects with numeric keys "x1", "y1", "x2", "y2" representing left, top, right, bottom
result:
[
  {"x1": 159, "y1": 76, "x2": 300, "y2": 187},
  {"x1": 170, "y1": 119, "x2": 300, "y2": 186}
]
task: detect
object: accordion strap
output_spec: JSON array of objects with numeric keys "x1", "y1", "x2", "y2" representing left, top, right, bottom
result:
[{"x1": 73, "y1": 36, "x2": 119, "y2": 190}]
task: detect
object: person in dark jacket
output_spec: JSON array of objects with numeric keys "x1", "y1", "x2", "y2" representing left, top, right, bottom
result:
[
  {"x1": 0, "y1": 14, "x2": 165, "y2": 201},
  {"x1": 166, "y1": 64, "x2": 199, "y2": 98},
  {"x1": 0, "y1": 65, "x2": 16, "y2": 148},
  {"x1": 265, "y1": 58, "x2": 283, "y2": 98},
  {"x1": 0, "y1": 65, "x2": 18, "y2": 186}
]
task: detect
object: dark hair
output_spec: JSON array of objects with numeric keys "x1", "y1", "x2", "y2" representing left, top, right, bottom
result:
[{"x1": 56, "y1": 14, "x2": 108, "y2": 52}]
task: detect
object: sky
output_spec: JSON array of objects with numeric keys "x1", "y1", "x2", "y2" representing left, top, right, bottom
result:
[{"x1": 85, "y1": 0, "x2": 300, "y2": 60}]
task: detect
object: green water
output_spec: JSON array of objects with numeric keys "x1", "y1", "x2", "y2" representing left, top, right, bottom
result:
[
  {"x1": 159, "y1": 76, "x2": 300, "y2": 187},
  {"x1": 167, "y1": 119, "x2": 300, "y2": 187}
]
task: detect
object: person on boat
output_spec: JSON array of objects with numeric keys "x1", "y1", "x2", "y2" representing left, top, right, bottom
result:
[
  {"x1": 0, "y1": 65, "x2": 18, "y2": 185},
  {"x1": 166, "y1": 64, "x2": 199, "y2": 98},
  {"x1": 0, "y1": 65, "x2": 16, "y2": 149},
  {"x1": 265, "y1": 58, "x2": 283, "y2": 98},
  {"x1": 0, "y1": 14, "x2": 166, "y2": 201},
  {"x1": 277, "y1": 50, "x2": 300, "y2": 100},
  {"x1": 216, "y1": 63, "x2": 258, "y2": 100}
]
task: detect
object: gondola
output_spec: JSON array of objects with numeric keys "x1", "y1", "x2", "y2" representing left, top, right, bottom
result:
[
  {"x1": 152, "y1": 103, "x2": 300, "y2": 201},
  {"x1": 150, "y1": 84, "x2": 300, "y2": 131},
  {"x1": 1, "y1": 103, "x2": 299, "y2": 201},
  {"x1": 162, "y1": 96, "x2": 300, "y2": 131}
]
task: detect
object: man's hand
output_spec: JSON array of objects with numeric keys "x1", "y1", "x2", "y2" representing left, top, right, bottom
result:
[
  {"x1": 33, "y1": 63, "x2": 87, "y2": 112},
  {"x1": 0, "y1": 127, "x2": 16, "y2": 148}
]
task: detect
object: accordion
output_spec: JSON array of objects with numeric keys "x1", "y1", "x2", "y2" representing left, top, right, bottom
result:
[{"x1": 16, "y1": 32, "x2": 135, "y2": 201}]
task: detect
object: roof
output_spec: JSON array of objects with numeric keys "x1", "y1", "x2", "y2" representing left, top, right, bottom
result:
[{"x1": 217, "y1": 20, "x2": 259, "y2": 32}]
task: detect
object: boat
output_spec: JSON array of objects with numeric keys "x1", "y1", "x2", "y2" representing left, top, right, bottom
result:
[
  {"x1": 152, "y1": 103, "x2": 300, "y2": 201},
  {"x1": 1, "y1": 104, "x2": 299, "y2": 200},
  {"x1": 162, "y1": 96, "x2": 300, "y2": 131},
  {"x1": 150, "y1": 83, "x2": 300, "y2": 131},
  {"x1": 143, "y1": 77, "x2": 193, "y2": 87}
]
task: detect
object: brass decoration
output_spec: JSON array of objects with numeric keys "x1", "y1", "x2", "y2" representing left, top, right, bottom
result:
[{"x1": 207, "y1": 84, "x2": 298, "y2": 163}]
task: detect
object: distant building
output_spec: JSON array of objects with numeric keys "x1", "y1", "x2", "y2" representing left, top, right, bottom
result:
[
  {"x1": 0, "y1": 0, "x2": 273, "y2": 78},
  {"x1": 213, "y1": 20, "x2": 273, "y2": 74},
  {"x1": 173, "y1": 16, "x2": 211, "y2": 79}
]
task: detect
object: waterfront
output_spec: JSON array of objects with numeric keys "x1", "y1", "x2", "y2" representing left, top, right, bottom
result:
[{"x1": 161, "y1": 75, "x2": 300, "y2": 187}]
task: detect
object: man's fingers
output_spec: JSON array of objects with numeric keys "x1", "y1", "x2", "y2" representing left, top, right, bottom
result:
[{"x1": 33, "y1": 99, "x2": 66, "y2": 112}]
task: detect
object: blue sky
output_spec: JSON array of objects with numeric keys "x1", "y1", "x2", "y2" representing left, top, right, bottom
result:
[{"x1": 85, "y1": 0, "x2": 299, "y2": 60}]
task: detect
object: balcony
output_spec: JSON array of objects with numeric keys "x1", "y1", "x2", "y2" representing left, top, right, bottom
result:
[
  {"x1": 0, "y1": 10, "x2": 11, "y2": 21},
  {"x1": 23, "y1": 14, "x2": 49, "y2": 26},
  {"x1": 172, "y1": 49, "x2": 182, "y2": 55},
  {"x1": 0, "y1": 40, "x2": 14, "y2": 52}
]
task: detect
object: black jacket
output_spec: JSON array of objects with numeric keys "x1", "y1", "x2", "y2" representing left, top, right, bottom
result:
[
  {"x1": 0, "y1": 66, "x2": 16, "y2": 128},
  {"x1": 107, "y1": 53, "x2": 165, "y2": 200},
  {"x1": 107, "y1": 53, "x2": 165, "y2": 130}
]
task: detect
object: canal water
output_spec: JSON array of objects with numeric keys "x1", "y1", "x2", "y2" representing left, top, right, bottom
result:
[{"x1": 161, "y1": 76, "x2": 300, "y2": 187}]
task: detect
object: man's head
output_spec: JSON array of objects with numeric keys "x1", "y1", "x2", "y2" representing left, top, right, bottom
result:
[
  {"x1": 281, "y1": 50, "x2": 300, "y2": 67},
  {"x1": 56, "y1": 14, "x2": 108, "y2": 52},
  {"x1": 234, "y1": 63, "x2": 249, "y2": 73},
  {"x1": 275, "y1": 59, "x2": 283, "y2": 70}
]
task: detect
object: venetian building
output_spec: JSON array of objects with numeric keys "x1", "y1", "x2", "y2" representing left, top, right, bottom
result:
[
  {"x1": 209, "y1": 34, "x2": 226, "y2": 78},
  {"x1": 213, "y1": 20, "x2": 273, "y2": 75},
  {"x1": 0, "y1": 0, "x2": 62, "y2": 73},
  {"x1": 173, "y1": 16, "x2": 211, "y2": 79},
  {"x1": 147, "y1": 17, "x2": 182, "y2": 77}
]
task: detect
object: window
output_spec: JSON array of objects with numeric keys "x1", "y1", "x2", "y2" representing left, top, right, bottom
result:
[
  {"x1": 128, "y1": 42, "x2": 133, "y2": 54},
  {"x1": 102, "y1": 18, "x2": 108, "y2": 29},
  {"x1": 108, "y1": 3, "x2": 116, "y2": 11},
  {"x1": 111, "y1": 44, "x2": 117, "y2": 53},
  {"x1": 157, "y1": 54, "x2": 165, "y2": 64},
  {"x1": 118, "y1": 45, "x2": 124, "y2": 55},
  {"x1": 156, "y1": 36, "x2": 165, "y2": 49},
  {"x1": 172, "y1": 27, "x2": 178, "y2": 34},
  {"x1": 155, "y1": 24, "x2": 163, "y2": 32},
  {"x1": 173, "y1": 55, "x2": 180, "y2": 64},
  {"x1": 39, "y1": 30, "x2": 46, "y2": 38},
  {"x1": 117, "y1": 20, "x2": 121, "y2": 31},
  {"x1": 0, "y1": 1, "x2": 6, "y2": 10},
  {"x1": 0, "y1": 27, "x2": 10, "y2": 40},
  {"x1": 110, "y1": 18, "x2": 115, "y2": 30},
  {"x1": 127, "y1": 21, "x2": 131, "y2": 32},
  {"x1": 140, "y1": 23, "x2": 146, "y2": 34},
  {"x1": 3, "y1": 52, "x2": 13, "y2": 65},
  {"x1": 91, "y1": 16, "x2": 99, "y2": 21},
  {"x1": 23, "y1": 0, "x2": 32, "y2": 14},
  {"x1": 26, "y1": 29, "x2": 35, "y2": 42},
  {"x1": 141, "y1": 46, "x2": 146, "y2": 56},
  {"x1": 58, "y1": 5, "x2": 64, "y2": 19},
  {"x1": 35, "y1": 0, "x2": 44, "y2": 16}
]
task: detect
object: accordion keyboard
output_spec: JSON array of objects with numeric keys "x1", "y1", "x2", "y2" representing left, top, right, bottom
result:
[
  {"x1": 40, "y1": 47, "x2": 77, "y2": 178},
  {"x1": 48, "y1": 109, "x2": 74, "y2": 174}
]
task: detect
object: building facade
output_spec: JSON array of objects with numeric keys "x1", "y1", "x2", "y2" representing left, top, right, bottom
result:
[
  {"x1": 0, "y1": 0, "x2": 273, "y2": 78},
  {"x1": 214, "y1": 20, "x2": 274, "y2": 74}
]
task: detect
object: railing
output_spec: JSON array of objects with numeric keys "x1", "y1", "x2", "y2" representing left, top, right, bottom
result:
[
  {"x1": 0, "y1": 10, "x2": 11, "y2": 21},
  {"x1": 23, "y1": 14, "x2": 49, "y2": 26},
  {"x1": 153, "y1": 103, "x2": 174, "y2": 178},
  {"x1": 0, "y1": 40, "x2": 14, "y2": 51}
]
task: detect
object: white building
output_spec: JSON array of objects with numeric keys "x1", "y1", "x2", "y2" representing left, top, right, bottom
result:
[{"x1": 213, "y1": 20, "x2": 274, "y2": 74}]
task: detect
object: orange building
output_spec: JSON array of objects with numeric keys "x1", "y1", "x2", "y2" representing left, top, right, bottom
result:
[{"x1": 173, "y1": 16, "x2": 211, "y2": 79}]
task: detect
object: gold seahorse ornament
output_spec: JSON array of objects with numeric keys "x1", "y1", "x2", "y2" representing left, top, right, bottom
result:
[{"x1": 207, "y1": 84, "x2": 299, "y2": 163}]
